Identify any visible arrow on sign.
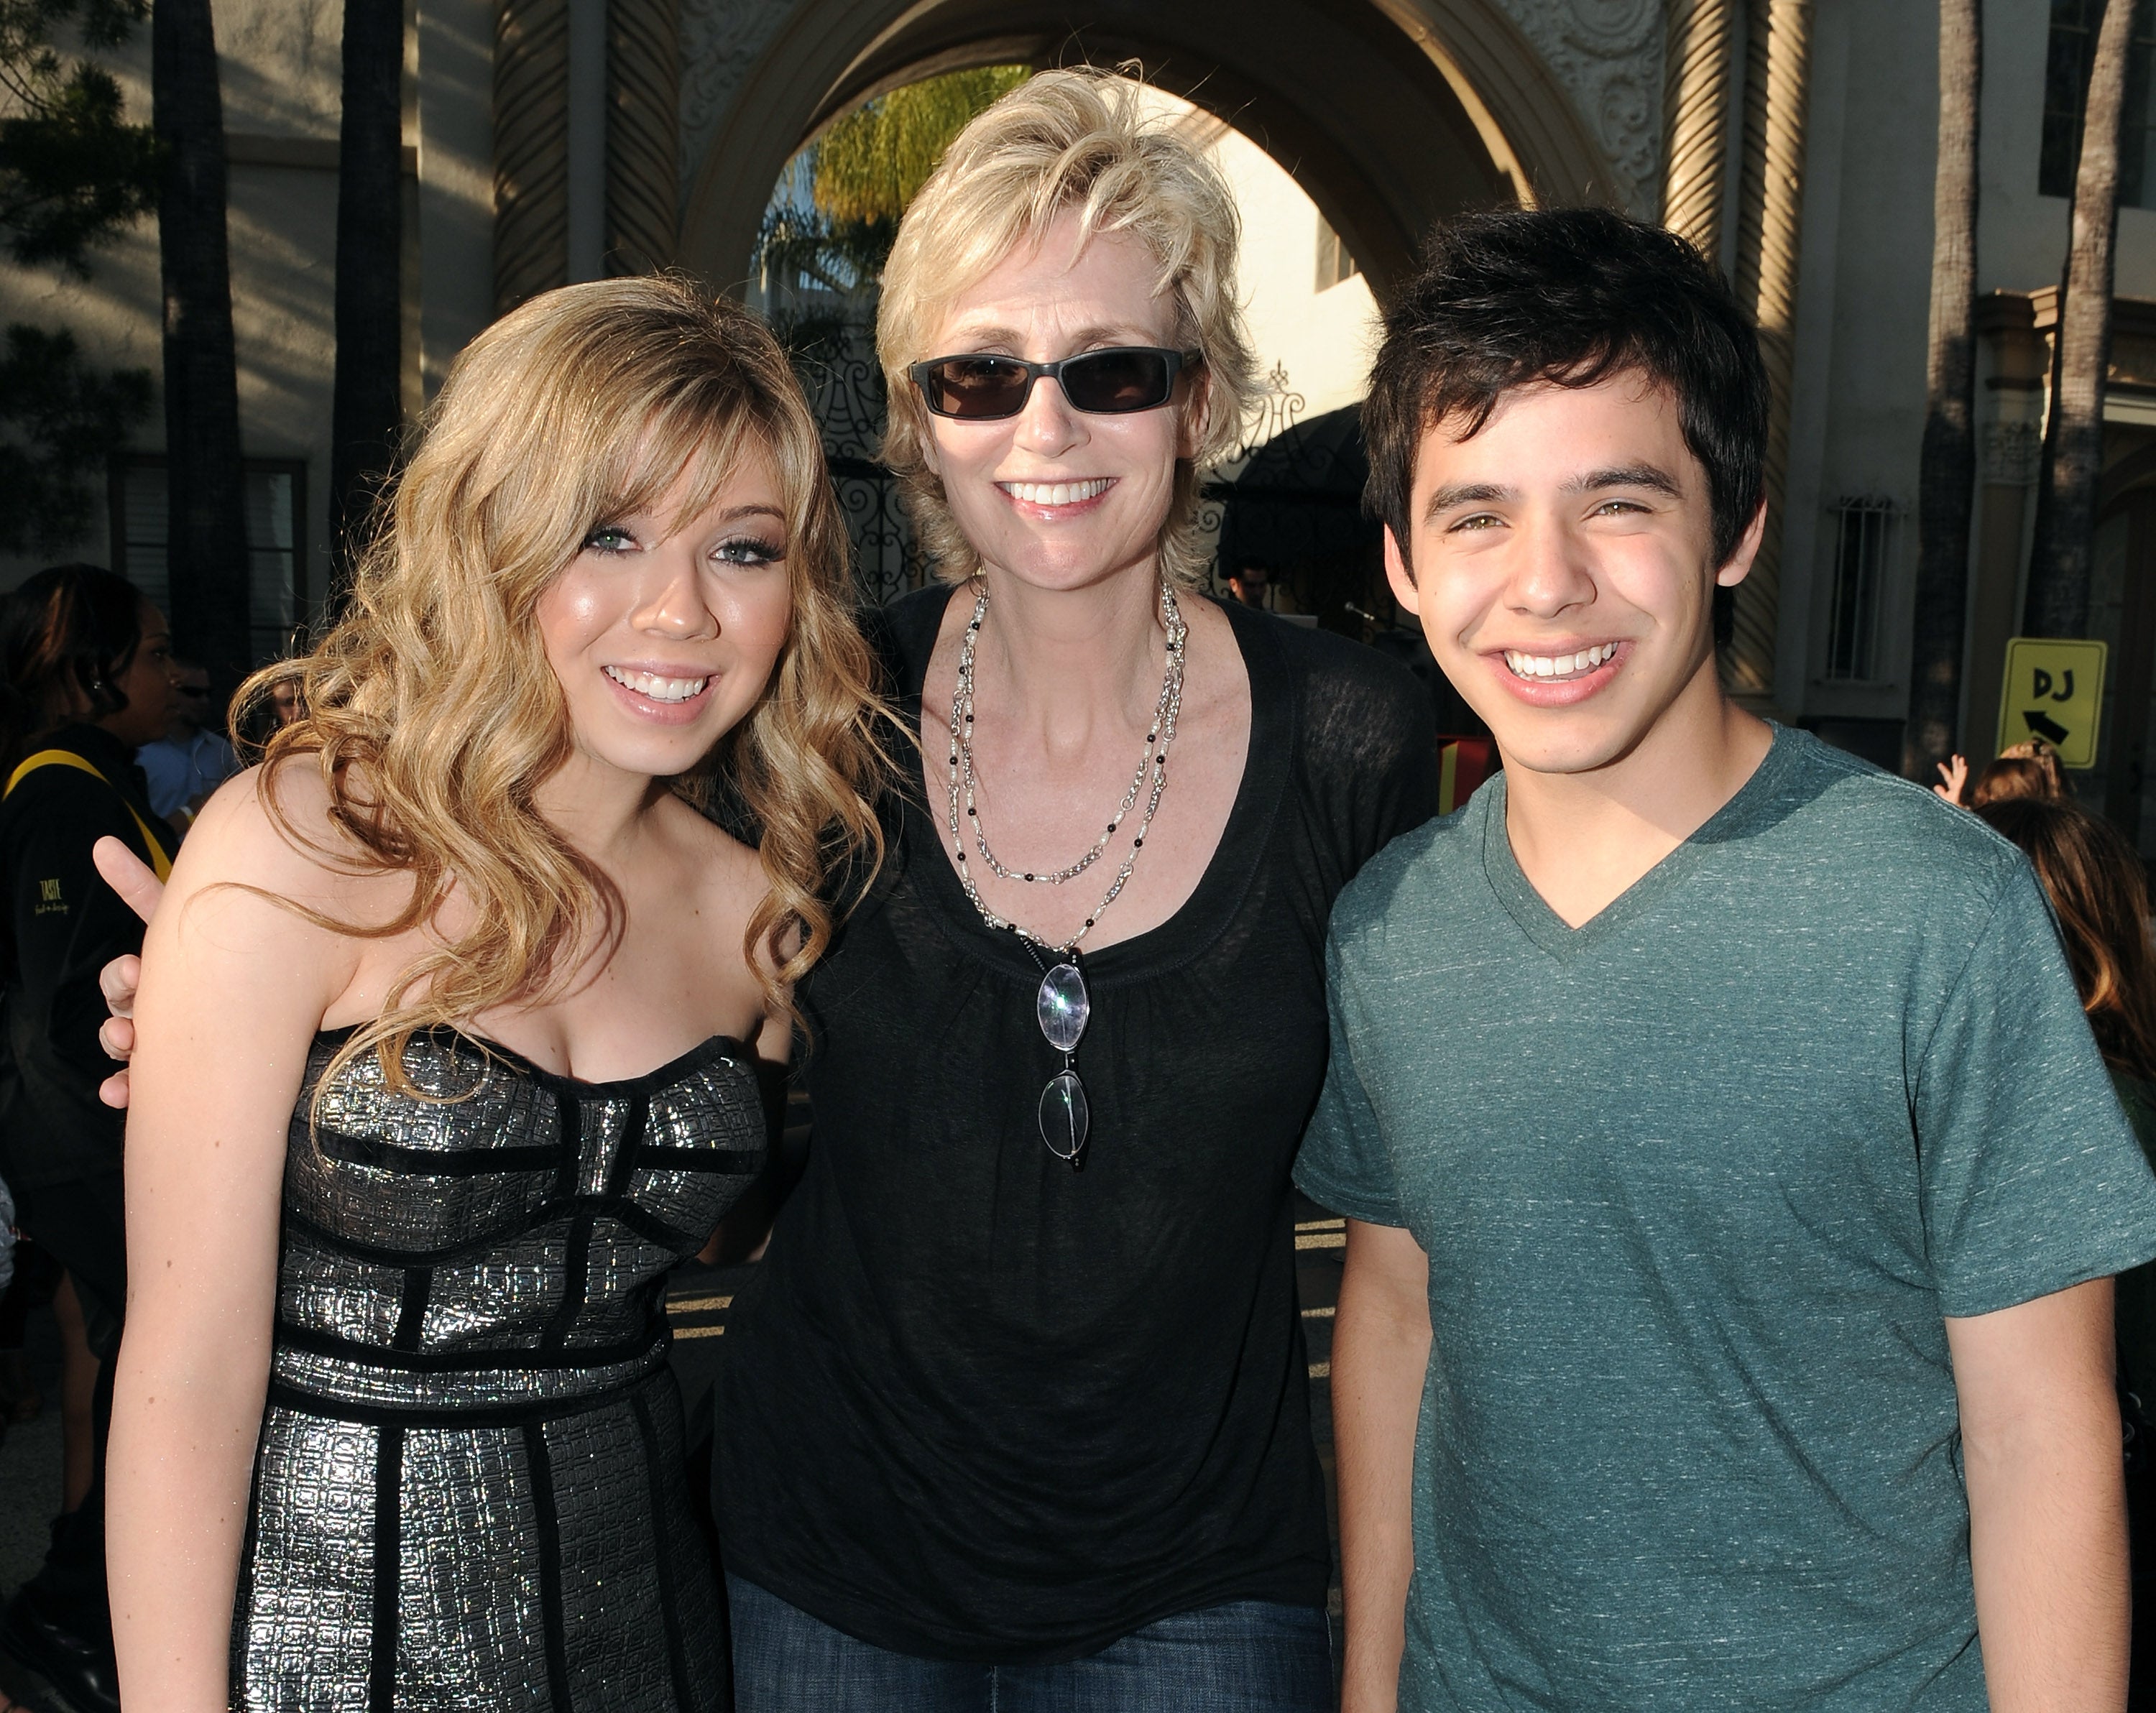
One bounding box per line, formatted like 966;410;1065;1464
2024;709;2071;744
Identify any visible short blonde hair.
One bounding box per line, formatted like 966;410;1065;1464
242;277;888;1094
877;69;1257;588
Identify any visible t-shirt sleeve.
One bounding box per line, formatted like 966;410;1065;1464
1294;930;1409;1225
1916;858;2156;1318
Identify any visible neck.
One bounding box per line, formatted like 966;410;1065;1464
971;560;1169;755
1502;655;1772;927
530;750;668;866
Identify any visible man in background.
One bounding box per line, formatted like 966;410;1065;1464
134;660;234;829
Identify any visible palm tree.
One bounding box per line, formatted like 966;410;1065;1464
329;0;402;593
153;0;249;684
1904;0;1981;778
2025;0;2136;638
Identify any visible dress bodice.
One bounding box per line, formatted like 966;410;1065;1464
272;1026;765;1414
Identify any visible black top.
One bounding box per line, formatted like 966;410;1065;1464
714;586;1441;1662
0;723;174;1188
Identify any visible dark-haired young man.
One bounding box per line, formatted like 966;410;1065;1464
1296;206;2156;1710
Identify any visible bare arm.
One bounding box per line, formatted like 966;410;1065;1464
1334;1217;1433;1713
1948;1277;2128;1712
107;782;354;1713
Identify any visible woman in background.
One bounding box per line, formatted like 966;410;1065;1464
0;563;178;1713
105;277;885;1713
1975;794;2156;1707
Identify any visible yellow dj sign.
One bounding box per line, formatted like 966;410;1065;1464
1996;637;2108;769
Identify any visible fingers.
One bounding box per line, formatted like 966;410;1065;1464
97;1068;132;1111
93;835;165;926
100;953;142;1020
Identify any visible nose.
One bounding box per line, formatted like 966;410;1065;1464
630;544;719;640
1504;509;1597;621
1014;374;1087;459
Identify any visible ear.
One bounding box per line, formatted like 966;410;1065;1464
1383;526;1422;615
917;402;944;481
1715;498;1769;588
1176;364;1212;461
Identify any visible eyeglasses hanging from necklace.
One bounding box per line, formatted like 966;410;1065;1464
943;577;1187;1168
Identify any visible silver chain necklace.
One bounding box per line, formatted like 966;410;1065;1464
944;578;1186;956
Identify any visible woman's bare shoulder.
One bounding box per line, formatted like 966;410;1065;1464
175;757;407;920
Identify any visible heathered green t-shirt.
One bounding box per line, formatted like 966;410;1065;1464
1296;725;2156;1710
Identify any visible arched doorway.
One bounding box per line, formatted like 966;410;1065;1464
676;0;1629;303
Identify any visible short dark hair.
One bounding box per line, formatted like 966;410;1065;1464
1363;208;1769;578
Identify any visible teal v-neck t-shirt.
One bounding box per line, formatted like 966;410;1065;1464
1296;725;2156;1710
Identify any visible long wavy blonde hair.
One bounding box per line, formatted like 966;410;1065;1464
876;68;1258;589
239;275;888;1094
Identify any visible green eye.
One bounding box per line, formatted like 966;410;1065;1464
582;525;635;555
715;536;785;566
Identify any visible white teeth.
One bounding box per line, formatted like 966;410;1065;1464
1002;477;1112;507
1503;644;1616;680
604;665;709;703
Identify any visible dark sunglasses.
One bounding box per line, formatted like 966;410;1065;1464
908;346;1201;420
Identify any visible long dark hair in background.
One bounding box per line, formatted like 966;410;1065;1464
0;564;149;780
1977;796;2156;1085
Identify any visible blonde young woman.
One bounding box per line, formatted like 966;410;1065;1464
713;73;1439;1709
101;278;884;1713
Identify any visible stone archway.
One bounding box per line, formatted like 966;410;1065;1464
673;0;1649;303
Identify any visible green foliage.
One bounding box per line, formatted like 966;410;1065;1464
0;320;150;553
811;65;1029;229
0;0;158;274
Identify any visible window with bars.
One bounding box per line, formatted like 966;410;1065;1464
1315;214;1359;292
109;456;306;665
1823;496;1899;684
2041;0;2156;206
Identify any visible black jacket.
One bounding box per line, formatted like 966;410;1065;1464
0;724;175;1188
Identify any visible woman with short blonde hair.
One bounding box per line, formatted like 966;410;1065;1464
104;275;885;1712
717;68;1438;1709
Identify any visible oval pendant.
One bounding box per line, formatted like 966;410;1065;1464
1039;1069;1089;1160
1036;962;1089;1052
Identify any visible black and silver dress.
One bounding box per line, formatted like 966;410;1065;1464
231;1025;763;1713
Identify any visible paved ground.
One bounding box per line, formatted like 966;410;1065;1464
0;1196;1348;1694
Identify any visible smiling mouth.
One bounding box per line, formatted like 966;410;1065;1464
603;665;711;704
998;477;1114;507
1503;644;1618;683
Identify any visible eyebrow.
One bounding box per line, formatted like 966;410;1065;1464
1422;463;1685;520
931;323;1157;354
1424;482;1513;519
1567;463;1684;499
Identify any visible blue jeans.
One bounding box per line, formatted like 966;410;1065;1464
727;1574;1333;1713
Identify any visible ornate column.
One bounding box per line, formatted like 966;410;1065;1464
1659;0;1733;259
607;0;680;273
1728;0;1814;703
493;0;569;313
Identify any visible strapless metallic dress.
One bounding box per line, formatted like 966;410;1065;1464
231;1026;764;1713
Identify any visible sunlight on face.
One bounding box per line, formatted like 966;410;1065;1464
536;450;794;785
922;210;1203;594
1386;374;1751;777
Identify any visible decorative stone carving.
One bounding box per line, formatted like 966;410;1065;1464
680;0;803;195
1485;0;1664;212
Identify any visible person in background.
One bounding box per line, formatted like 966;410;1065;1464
0;564;178;1713
1932;737;2068;806
135;658;236;828
1226;554;1271;606
1974;793;2156;1705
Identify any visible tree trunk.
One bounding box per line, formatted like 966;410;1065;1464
1903;0;1981;778
330;0;405;590
2025;0;2134;638
153;0;249;684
